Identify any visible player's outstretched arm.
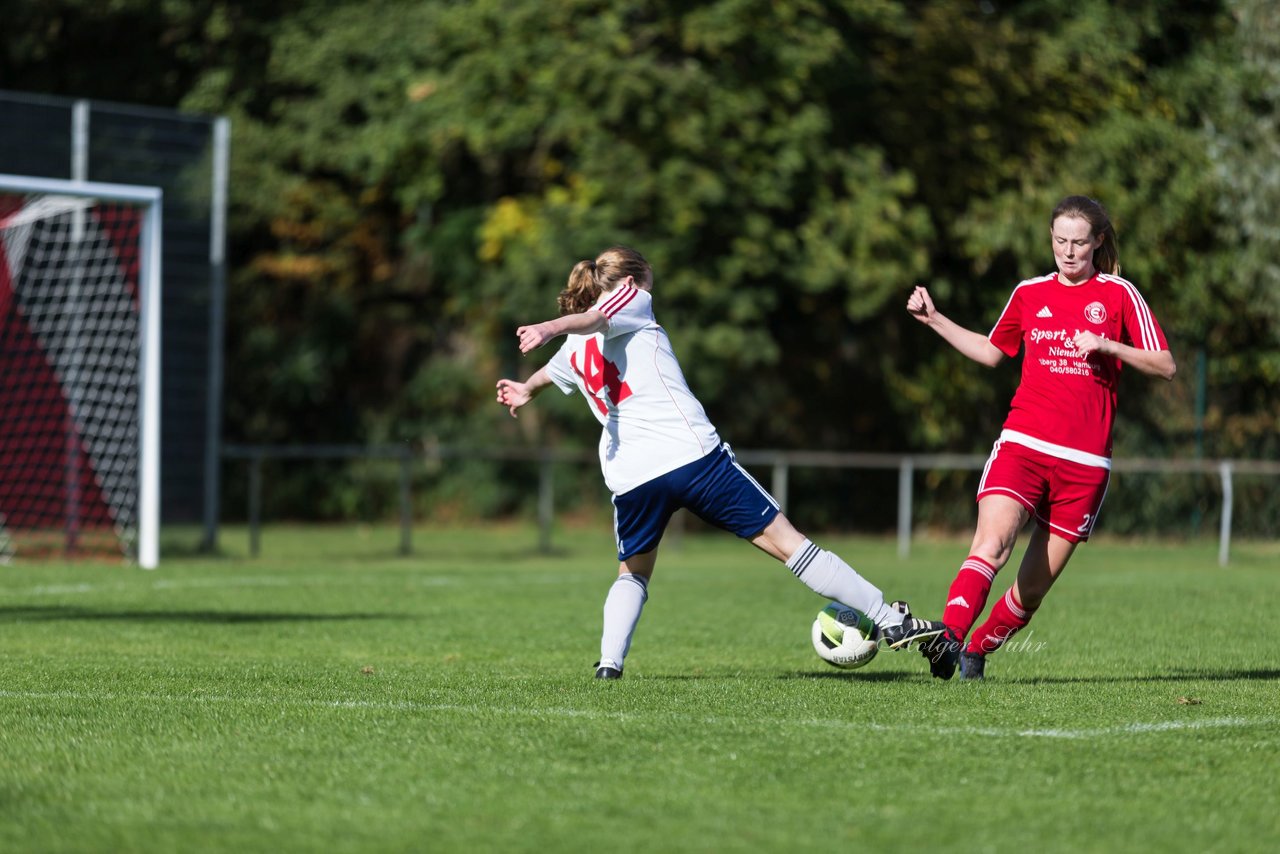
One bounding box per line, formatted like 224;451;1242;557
517;310;608;354
1071;332;1177;381
496;367;552;418
907;285;1005;368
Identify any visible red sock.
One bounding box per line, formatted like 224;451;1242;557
966;588;1034;655
941;555;998;639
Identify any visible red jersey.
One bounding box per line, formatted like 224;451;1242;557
988;272;1168;461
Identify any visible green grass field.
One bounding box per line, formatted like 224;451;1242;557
2;524;1278;853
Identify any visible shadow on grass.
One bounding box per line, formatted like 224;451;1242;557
583;670;919;682
779;670;920;682
1007;668;1280;685
774;667;1280;685
0;605;412;624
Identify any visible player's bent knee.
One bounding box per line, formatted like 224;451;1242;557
970;540;1015;570
753;514;805;562
621;551;658;579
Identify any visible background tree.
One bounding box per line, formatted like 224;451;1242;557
1206;0;1280;459
3;0;1272;531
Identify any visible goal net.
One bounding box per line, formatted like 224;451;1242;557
0;174;161;568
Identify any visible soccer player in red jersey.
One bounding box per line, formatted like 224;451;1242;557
906;196;1176;680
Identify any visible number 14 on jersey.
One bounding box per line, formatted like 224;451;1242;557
570;337;632;414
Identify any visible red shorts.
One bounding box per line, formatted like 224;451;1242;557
977;438;1110;543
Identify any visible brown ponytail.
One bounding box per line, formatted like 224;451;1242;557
558;260;601;315
1051;195;1120;275
556;246;652;315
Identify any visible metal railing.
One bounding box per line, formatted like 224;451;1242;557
220;444;1279;566
222;443;595;558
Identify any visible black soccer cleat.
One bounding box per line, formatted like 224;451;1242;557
919;628;964;680
878;606;947;651
959;651;986;681
593;661;623;680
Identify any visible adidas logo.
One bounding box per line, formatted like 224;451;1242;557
1036;306;1053;318
947;596;971;609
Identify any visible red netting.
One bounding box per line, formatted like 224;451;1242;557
0;194;143;563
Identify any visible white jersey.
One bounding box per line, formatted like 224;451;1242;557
544;285;721;494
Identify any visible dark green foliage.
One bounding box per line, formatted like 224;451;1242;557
4;1;1275;531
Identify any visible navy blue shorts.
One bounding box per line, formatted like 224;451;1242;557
611;443;780;560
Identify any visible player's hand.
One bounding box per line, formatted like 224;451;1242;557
516;323;553;354
906;286;936;324
1071;330;1109;358
495;378;532;418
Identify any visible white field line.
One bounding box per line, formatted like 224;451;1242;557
861;718;1279;740
0;689;1273;740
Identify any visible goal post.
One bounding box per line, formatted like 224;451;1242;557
0;173;161;569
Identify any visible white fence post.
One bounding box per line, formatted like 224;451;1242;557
771;457;789;515
897;457;914;558
1218;461;1234;567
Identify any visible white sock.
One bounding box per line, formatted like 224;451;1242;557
599;573;649;670
785;539;901;629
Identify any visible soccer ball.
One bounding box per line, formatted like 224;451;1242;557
811;601;879;669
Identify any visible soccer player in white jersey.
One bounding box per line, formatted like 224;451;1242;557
906;196;1176;680
496;245;944;679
